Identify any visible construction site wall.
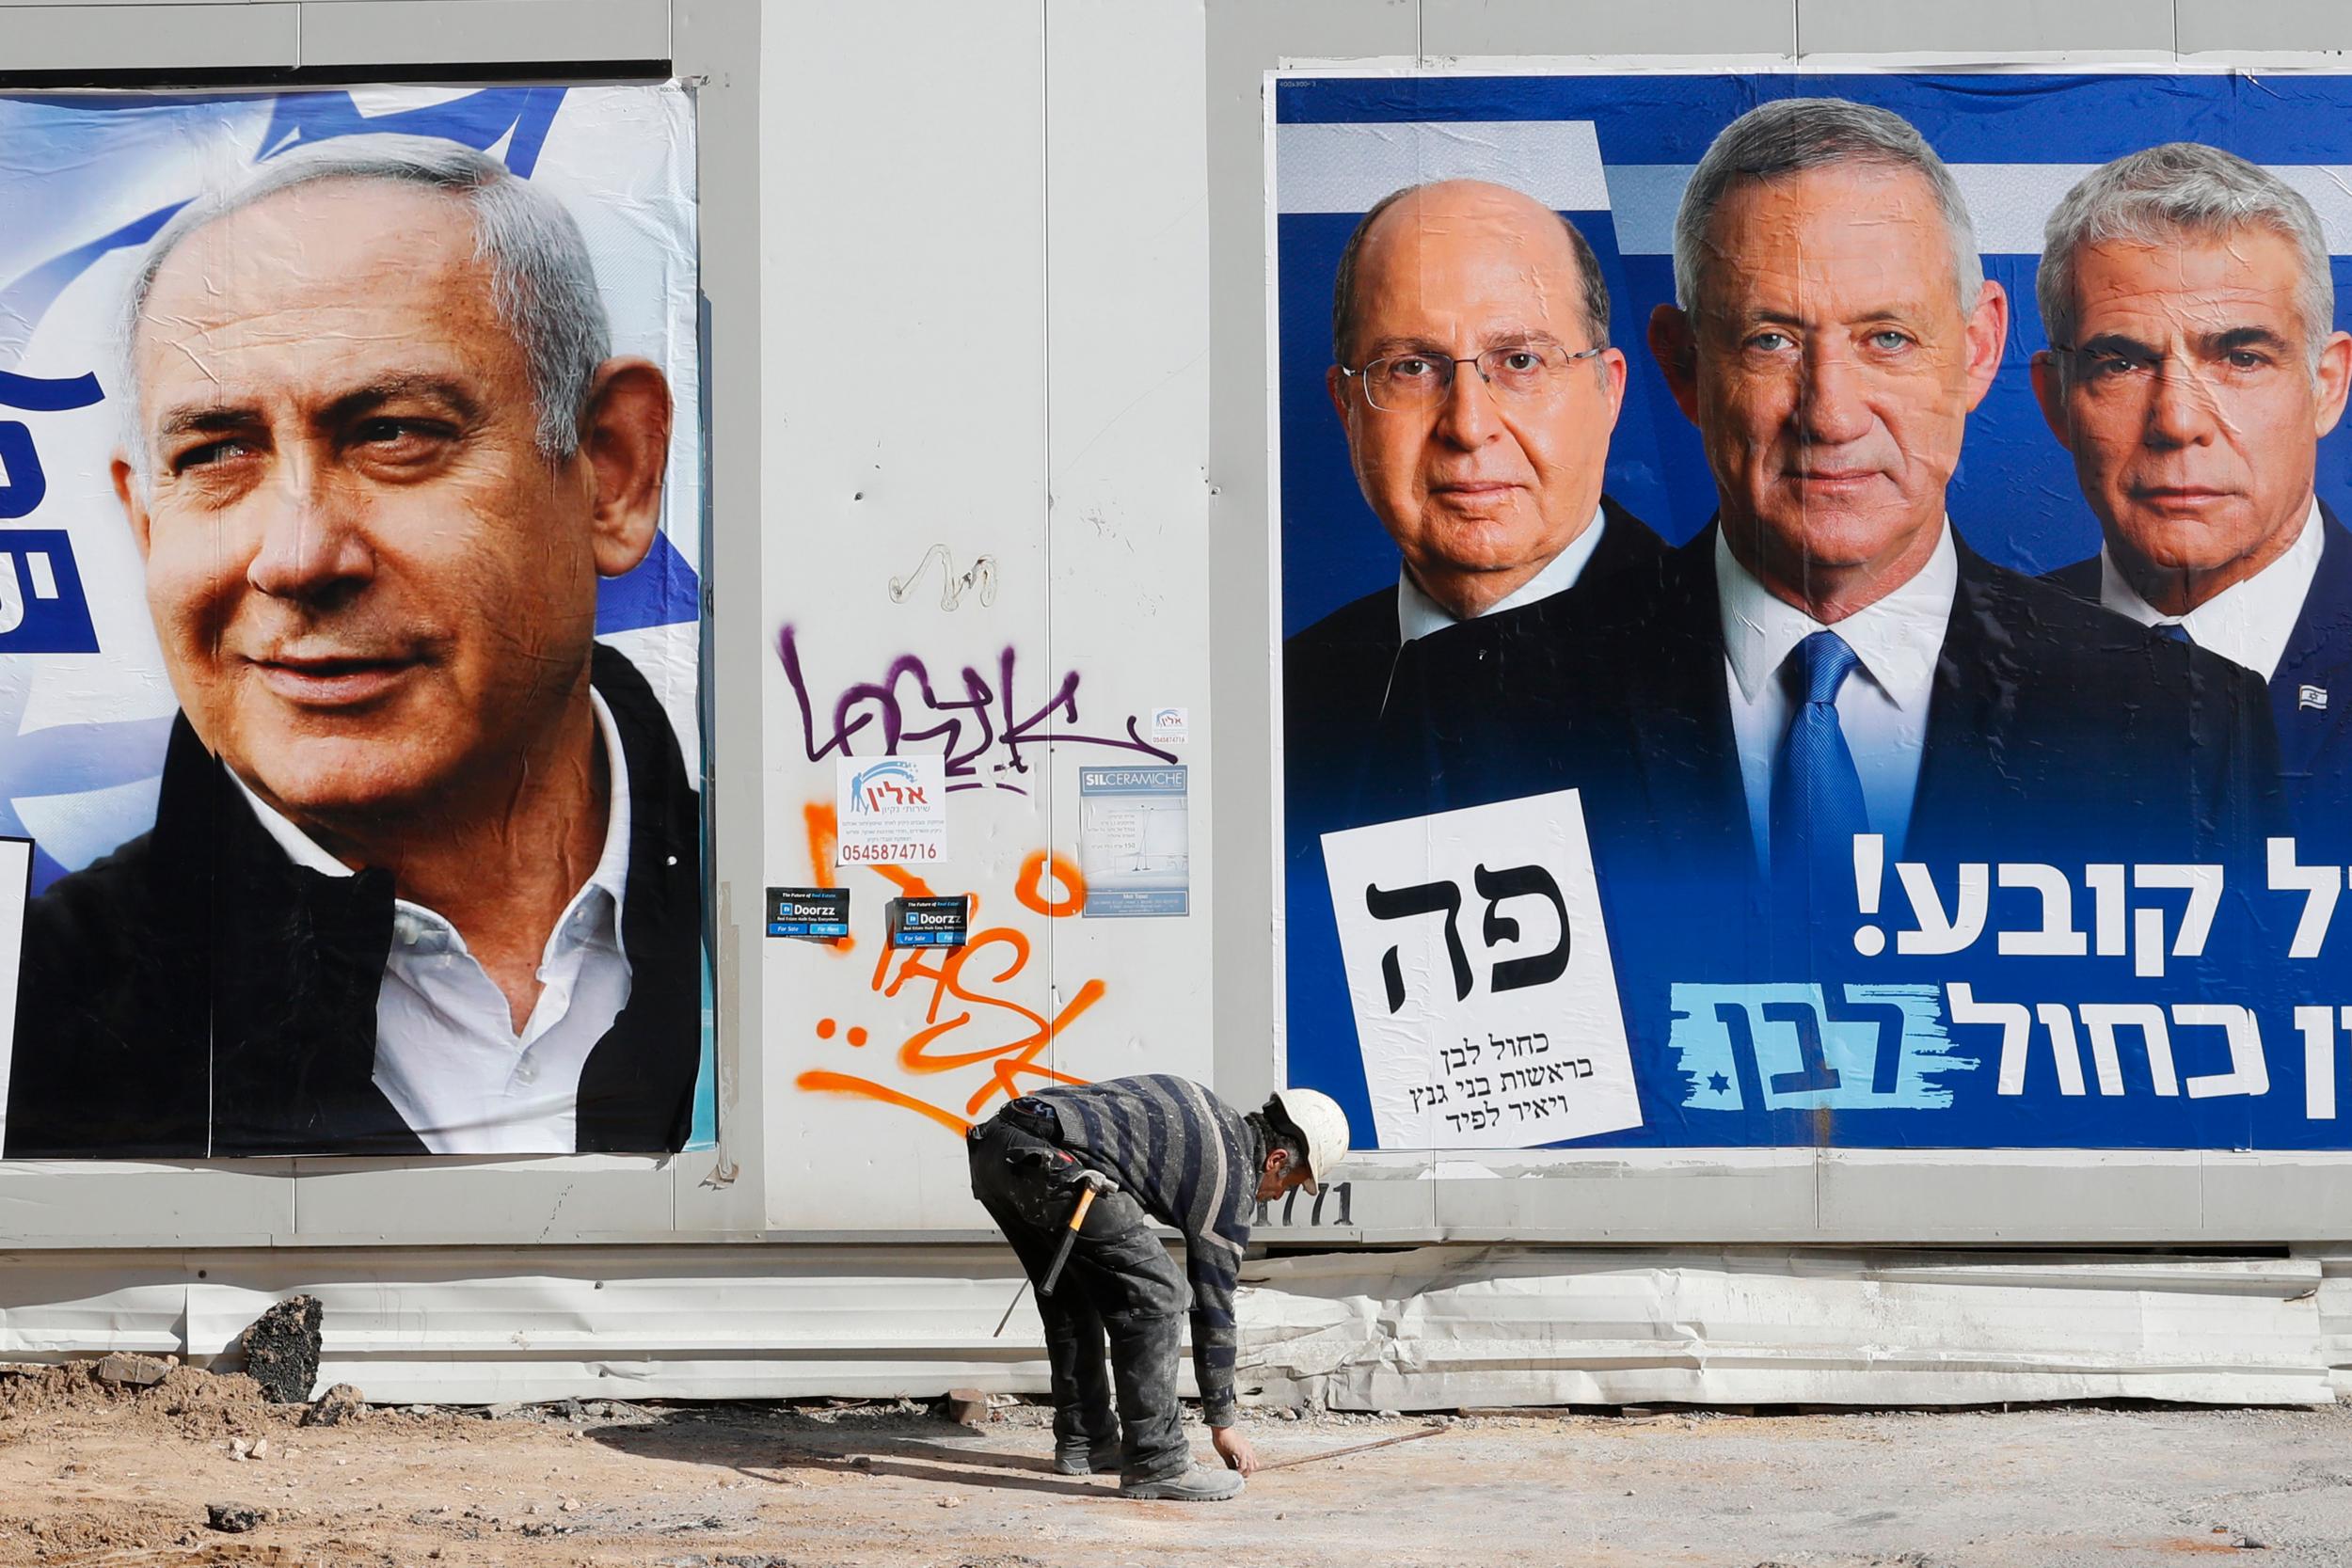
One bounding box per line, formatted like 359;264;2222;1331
2;0;2351;1408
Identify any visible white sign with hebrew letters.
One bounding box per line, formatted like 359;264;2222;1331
1322;791;1640;1149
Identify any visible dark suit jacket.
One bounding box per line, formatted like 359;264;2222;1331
1281;495;1669;838
5;643;705;1159
1279;499;1670;1121
2044;501;2352;841
1613;524;2286;884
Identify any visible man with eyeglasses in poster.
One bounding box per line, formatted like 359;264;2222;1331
1281;179;1667;834
2034;143;2352;847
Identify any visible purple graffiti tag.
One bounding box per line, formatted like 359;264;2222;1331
778;626;1176;790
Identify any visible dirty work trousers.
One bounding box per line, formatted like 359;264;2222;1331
966;1102;1191;1484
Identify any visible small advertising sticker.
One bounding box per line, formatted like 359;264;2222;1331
1321;790;1641;1149
767;886;850;939
888;895;972;949
1149;706;1189;746
1079;766;1189;917
835;755;947;867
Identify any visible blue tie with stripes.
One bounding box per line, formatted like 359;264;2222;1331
1769;629;1869;891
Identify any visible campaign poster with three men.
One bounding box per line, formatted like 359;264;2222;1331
0;85;709;1159
1278;72;2352;1153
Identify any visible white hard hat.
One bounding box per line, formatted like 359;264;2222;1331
1269;1087;1350;1195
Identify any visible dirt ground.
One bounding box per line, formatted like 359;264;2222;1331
4;1363;2351;1568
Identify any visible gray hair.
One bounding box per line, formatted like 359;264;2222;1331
1330;182;1612;367
2038;142;2335;376
1672;97;1984;318
120;134;610;483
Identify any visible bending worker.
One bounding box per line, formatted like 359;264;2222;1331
968;1075;1350;1500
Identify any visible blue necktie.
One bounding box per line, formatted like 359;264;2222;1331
2159;620;2193;644
1769;630;1869;891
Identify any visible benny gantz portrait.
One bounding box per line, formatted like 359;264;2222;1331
1281;179;1667;834
1633;99;2280;904
5;137;704;1159
2031;143;2352;841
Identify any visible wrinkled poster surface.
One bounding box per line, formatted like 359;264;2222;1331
0;85;707;1158
1278;72;2352;1150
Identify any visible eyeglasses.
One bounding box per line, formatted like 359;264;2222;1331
1339;342;1603;413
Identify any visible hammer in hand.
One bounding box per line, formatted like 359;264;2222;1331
1039;1169;1118;1297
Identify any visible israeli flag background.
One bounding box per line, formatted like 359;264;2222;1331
0;85;703;895
1273;71;2352;633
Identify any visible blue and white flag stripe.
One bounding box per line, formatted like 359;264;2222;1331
1279;119;2352;257
1275;119;1609;214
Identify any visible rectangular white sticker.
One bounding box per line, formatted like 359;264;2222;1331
1322;790;1641;1149
1079;766;1189;917
834;754;948;866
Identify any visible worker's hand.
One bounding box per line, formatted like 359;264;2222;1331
1211;1425;1258;1476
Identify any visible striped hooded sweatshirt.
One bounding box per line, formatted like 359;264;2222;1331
1029;1074;1263;1427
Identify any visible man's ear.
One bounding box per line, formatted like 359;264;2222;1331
1596;346;1630;430
111;453;151;561
1960;278;2011;413
2312;329;2352;437
2027;350;2074;451
1647;304;1702;422
579;357;673;578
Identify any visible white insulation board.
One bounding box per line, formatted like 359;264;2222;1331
1244;1247;2334;1409
0;1244;2337;1408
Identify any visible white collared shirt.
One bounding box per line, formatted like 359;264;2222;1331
1395;504;1609;644
1717;521;1959;872
230;691;635;1154
2095;498;2321;681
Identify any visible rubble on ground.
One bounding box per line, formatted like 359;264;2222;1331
239;1295;324;1404
91;1353;174;1388
203;1500;269;1533
302;1383;367;1427
0;1359;282;1441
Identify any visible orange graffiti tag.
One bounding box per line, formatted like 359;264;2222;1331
793;803;1104;1135
1016;850;1085;917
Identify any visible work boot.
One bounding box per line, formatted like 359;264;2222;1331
1051;1433;1124;1476
1118;1465;1244;1501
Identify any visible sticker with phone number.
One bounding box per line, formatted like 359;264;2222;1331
840;841;941;863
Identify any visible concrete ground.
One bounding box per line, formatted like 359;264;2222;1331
5;1368;2352;1566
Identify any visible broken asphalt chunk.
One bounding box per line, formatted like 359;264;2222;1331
240;1297;323;1404
205;1501;271;1534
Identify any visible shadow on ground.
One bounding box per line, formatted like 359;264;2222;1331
585;1403;1114;1501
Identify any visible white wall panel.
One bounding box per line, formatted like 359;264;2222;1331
1;1244;2332;1409
296;0;668;63
757;1;1054;1230
2176;0;2352;55
1422;0;1794;58
1794;0;2173;56
0;3;297;69
0;0;2347;1270
1038;0;1217;1094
